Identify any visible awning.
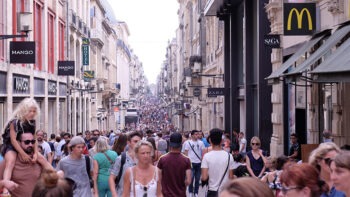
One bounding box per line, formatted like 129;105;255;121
204;0;243;16
284;24;350;77
204;0;224;16
311;37;350;82
265;31;329;84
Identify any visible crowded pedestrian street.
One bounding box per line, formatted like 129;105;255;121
2;0;350;196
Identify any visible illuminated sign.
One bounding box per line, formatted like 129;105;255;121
284;3;316;35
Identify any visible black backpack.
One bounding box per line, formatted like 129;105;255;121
115;152;126;187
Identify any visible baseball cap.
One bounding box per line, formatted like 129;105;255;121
169;132;182;148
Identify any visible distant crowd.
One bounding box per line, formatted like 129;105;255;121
0;97;350;197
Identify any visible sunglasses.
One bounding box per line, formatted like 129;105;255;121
252;143;260;146
22;139;36;145
323;158;333;166
143;186;148;197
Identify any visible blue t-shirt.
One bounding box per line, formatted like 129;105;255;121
201;137;210;148
321;186;346;197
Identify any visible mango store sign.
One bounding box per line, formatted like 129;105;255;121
10;41;36;64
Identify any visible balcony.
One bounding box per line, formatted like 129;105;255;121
90;29;104;46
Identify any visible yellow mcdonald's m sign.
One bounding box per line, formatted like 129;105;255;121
284;3;316;35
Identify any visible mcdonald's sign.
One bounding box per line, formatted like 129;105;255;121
284;3;316;35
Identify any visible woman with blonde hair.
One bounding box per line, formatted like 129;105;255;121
330;150;350;196
93;137;118;197
219;177;274;197
122;140;163;197
246;136;266;178
1;98;40;196
308;142;345;197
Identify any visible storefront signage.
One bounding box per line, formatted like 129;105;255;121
284;3;316;35
264;35;280;48
13;76;29;92
82;38;89;66
10;42;36;63
193;87;201;97
207;88;226;97
48;81;57;95
83;71;94;82
58;61;75;76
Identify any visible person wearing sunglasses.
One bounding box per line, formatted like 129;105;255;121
0;131;53;197
246;136;267;179
122;140;163;197
308;142;345;197
279;163;329;197
330;150;350;197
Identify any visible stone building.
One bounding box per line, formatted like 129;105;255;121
265;0;350;156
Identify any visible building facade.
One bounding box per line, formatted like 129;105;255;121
266;0;350;156
0;0;143;136
0;0;68;134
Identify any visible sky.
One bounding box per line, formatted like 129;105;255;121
106;0;179;84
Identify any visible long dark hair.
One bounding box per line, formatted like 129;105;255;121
112;134;127;155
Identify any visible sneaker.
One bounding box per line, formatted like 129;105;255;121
189;193;193;197
194;194;198;197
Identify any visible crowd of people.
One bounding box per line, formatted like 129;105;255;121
0;97;350;197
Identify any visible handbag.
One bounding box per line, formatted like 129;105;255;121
206;152;230;197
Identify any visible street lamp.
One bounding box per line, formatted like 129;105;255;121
0;12;32;40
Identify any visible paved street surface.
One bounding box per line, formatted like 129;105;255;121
186;186;206;197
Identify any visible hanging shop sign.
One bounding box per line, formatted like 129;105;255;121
264;35;280;48
83;70;95;82
58;61;75;76
82;38;89;66
284;3;316;35
10;41;35;63
207;88;226;97
193;87;201;97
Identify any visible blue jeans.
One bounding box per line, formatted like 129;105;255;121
189;162;201;194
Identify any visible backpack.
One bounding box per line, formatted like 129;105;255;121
84;155;94;188
115;152;126;187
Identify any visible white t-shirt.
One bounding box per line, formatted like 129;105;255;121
201;150;234;192
183;140;205;163
239;138;247;153
38;141;52;160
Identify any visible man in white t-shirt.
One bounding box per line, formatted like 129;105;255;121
183;130;205;197
36;130;53;164
201;128;234;197
239;132;247;154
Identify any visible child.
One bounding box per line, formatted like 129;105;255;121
0;98;40;195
